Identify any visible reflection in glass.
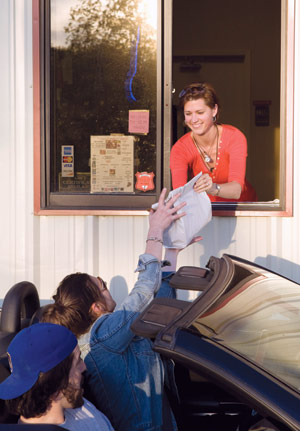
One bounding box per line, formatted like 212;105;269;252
50;0;158;194
191;268;300;391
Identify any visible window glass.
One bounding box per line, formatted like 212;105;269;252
48;0;159;205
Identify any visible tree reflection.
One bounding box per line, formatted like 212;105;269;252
51;0;157;192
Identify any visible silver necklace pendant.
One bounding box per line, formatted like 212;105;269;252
204;154;212;163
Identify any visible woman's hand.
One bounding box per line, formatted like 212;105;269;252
194;176;242;199
193;173;214;194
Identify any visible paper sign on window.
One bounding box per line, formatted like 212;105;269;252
90;136;134;193
128;110;149;134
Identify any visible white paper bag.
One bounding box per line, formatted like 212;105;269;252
152;173;212;248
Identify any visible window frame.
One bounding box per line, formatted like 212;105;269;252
33;0;294;216
33;0;162;215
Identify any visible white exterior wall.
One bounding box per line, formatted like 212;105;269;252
0;0;300;303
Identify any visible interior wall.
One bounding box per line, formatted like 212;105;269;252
172;0;281;201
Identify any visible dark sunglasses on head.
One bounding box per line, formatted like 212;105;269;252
179;84;205;99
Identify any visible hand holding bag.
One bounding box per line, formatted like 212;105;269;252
152;172;212;248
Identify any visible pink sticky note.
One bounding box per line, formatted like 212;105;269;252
128;110;149;134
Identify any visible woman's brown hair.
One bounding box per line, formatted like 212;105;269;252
179;82;220;121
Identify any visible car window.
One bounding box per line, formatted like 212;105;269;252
190;266;300;392
173;362;289;431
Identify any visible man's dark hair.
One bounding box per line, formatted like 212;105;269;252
6;354;73;418
41;273;103;337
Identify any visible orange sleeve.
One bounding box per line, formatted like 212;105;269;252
170;140;189;189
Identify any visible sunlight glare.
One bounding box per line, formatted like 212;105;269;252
138;0;157;31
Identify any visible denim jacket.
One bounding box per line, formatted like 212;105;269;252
79;254;177;431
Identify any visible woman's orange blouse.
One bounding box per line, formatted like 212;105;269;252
170;124;257;202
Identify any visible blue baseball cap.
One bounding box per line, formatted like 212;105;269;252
0;323;77;400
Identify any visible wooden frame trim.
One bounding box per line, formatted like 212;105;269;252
33;0;294;217
33;0;41;215
283;0;295;216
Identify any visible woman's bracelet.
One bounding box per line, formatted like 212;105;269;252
146;237;163;244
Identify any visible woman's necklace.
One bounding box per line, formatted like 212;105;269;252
191;126;219;171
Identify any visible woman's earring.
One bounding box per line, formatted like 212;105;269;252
212;115;216;123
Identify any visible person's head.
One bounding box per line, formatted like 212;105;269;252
41;273;116;338
0;323;86;418
179;82;220;113
178;82;220;136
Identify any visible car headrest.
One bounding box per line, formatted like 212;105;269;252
169;266;213;291
131;297;190;339
0;282;40;333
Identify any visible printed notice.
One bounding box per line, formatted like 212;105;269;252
90;136;134;193
128;110;149;134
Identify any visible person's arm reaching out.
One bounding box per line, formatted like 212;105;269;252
97;188;186;350
145;188;186;260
